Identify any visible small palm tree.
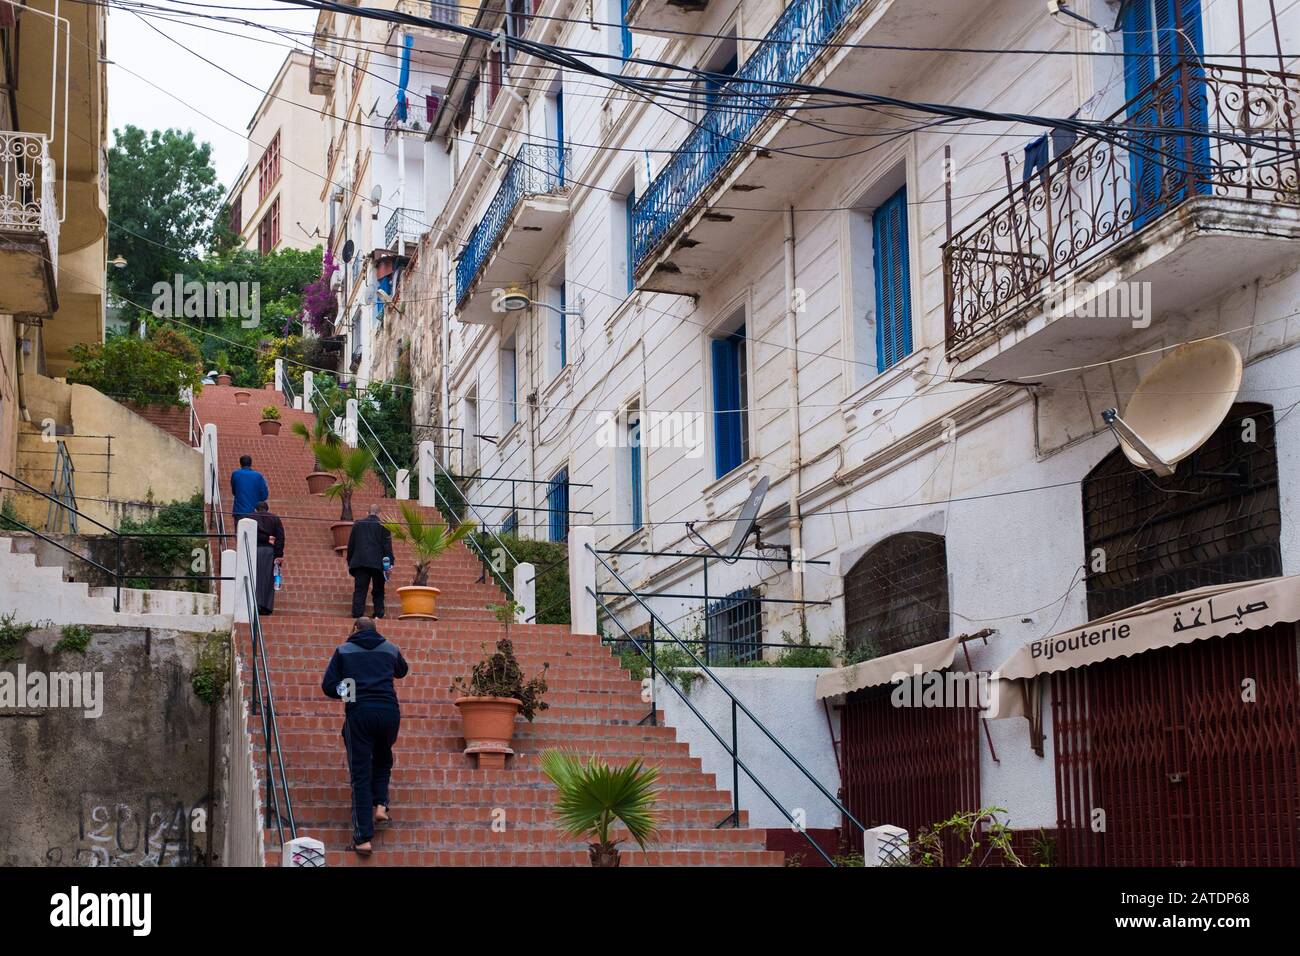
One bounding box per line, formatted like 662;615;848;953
313;441;372;521
292;416;340;469
384;502;476;586
540;750;661;867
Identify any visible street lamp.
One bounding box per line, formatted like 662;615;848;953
497;285;583;321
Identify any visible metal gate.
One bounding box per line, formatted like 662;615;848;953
841;683;981;860
1052;623;1300;865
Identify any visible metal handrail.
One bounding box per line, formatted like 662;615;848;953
587;543;866;863
239;533;298;847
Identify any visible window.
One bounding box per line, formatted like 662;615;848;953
624;189;636;295
546;270;567;381
257;197;280;254
501;510;518;536
228;196;242;236
611;0;632;63
844;533;948;660
487;49;503;110
257;132;281;201
710;324;749;479
464;388;480;474
547;467;569;542
500;334;517;429
871;185;912;372
705;588;761;664
506;0;529;68
628;408;643;531
610;179;635;296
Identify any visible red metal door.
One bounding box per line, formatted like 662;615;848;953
1052;623;1300;865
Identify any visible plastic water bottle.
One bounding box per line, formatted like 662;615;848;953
382;556;392;582
274;561;282;591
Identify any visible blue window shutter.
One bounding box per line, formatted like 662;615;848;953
1123;0;1159;222
548;469;569;542
624;189;636;294
712;336;742;478
558;282;567;367
619;0;632;59
555;87;565;185
872;187;912;373
629;416;642;530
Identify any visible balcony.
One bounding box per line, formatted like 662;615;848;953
385;206;425;249
944;63;1300;382
626;0;710;32
0;131;59;316
384;103;429;148
631;0;985;296
309;37;338;95
455;143;571;325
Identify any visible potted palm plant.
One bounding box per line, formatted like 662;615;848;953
540;750;660;867
383;503;476;619
259;405;282;436
449;632;548;770
313;440;373;552
215;350;233;387
292;417;341;494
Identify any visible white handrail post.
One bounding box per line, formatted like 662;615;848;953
274;358;284;394
568;526;597;636
202;423;218;506
234;518;258;624
219;549;237;617
302;370;314;411
418;440;437;507
395;468;410;500
514;562;535;624
345;398;359;448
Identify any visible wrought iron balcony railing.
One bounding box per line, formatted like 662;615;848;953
385;206;425;248
944;62;1300;351
455;143;571;306
631;0;866;270
0;130;59;275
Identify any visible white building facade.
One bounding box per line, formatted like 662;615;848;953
408;0;1300;864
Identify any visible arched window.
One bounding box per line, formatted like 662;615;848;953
1082;401;1281;618
844;532;949;659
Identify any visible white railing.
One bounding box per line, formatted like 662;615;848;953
0;131;59;275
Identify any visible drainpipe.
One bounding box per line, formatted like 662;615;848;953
783;206;806;634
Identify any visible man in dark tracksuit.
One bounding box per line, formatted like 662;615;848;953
347;504;394;619
322;616;408;855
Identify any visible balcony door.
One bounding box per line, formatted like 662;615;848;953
1122;0;1209;229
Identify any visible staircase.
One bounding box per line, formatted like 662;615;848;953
194;383;781;866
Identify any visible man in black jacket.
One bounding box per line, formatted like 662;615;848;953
346;503;394;618
322;616;409;855
252;501;286;615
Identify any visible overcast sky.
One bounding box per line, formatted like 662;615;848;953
106;1;320;190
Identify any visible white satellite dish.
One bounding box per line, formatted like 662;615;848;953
1101;339;1243;477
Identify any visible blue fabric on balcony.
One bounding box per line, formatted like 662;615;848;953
396;33;414;121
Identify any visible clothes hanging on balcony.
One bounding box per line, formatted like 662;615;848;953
1022;134;1049;186
1050;126;1078;158
396;34;414;121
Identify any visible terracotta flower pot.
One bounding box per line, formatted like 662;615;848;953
330;521;352;553
233;390;251;405
216;374;232;386
455;696;522;770
306;472;335;495
259;419;281;436
396;585;440;620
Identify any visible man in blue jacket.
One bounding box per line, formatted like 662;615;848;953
322;616;409;856
230;455;269;522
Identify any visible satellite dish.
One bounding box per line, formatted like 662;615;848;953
724;476;770;558
370;184;382;204
1101;339;1243;477
342;239;355;264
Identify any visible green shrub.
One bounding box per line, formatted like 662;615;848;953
0;496;23;531
67;334;204;407
192;631;231;704
117;492;206;591
56;624;93;654
469;533;570;625
0;613;39;662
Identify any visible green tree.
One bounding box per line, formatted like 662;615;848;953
107;126;226;306
67;334;203;407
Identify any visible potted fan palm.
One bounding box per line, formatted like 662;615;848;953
449;632;548;770
215;350;233;386
540;750;661;867
292;416;341;495
313;440;373;552
259;405;282;436
383;503;476;619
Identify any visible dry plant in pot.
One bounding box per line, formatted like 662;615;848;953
450;613;548;769
383;503;476;619
258;405;281;436
540;750;660;867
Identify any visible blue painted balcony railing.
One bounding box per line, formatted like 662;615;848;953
455;142;571;307
631;0;865;269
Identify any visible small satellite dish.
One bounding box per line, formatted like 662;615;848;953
342;239;355;264
724;476;770;558
1101;339;1243;477
370;184;382;204
329;271;343;291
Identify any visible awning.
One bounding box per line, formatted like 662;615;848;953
986;575;1300;719
815;634;964;700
